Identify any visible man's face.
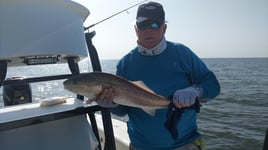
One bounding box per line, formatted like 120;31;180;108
135;20;166;48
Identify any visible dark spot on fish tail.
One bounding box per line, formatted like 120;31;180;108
167;95;173;101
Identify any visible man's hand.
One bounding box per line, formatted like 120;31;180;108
173;86;201;108
86;88;118;108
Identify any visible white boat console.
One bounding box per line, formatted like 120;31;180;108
0;0;117;150
0;0;89;66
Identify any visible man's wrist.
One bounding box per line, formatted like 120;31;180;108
192;85;203;98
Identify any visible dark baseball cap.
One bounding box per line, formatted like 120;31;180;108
136;1;165;24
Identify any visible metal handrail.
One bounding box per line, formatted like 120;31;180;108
85;31;116;150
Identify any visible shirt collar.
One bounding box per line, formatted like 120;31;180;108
137;37;167;56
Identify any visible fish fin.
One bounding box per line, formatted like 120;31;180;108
142;108;156;116
132;81;155;94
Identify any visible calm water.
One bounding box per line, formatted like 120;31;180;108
0;58;267;150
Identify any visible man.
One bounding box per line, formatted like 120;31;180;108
89;1;220;150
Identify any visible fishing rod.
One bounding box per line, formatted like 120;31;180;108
84;0;149;30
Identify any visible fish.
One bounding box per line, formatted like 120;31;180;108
63;72;171;116
63;72;201;139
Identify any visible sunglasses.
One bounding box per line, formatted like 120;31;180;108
136;20;162;30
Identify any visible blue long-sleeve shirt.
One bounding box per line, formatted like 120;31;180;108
111;41;220;149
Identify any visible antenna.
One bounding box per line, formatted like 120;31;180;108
84;0;149;30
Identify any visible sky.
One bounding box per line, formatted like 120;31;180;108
73;0;268;59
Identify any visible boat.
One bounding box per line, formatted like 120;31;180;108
2;1;267;150
0;0;128;149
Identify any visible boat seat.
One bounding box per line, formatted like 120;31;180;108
0;115;99;150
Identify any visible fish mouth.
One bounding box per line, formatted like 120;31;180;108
63;79;77;90
63;80;71;87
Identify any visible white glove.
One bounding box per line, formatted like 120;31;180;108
173;86;201;106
